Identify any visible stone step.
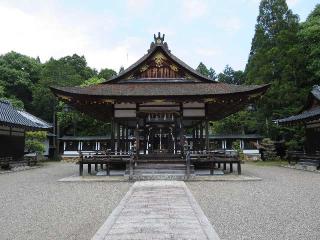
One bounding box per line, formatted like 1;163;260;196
135;163;191;169
298;161;319;167
299;159;320;164
129;174;195;181
136;159;185;163
134;169;189;175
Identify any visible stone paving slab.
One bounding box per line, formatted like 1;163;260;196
92;181;220;240
59;174;261;182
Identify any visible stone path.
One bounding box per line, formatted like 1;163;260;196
92;181;220;240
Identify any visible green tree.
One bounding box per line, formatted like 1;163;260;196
32;56;95;121
244;0;307;139
0;52;42;110
81;76;105;87
196;63;217;80
298;4;320;86
218;65;244;85
98;68;117;80
208;68;217;80
196;62;209;77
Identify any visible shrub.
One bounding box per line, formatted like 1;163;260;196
25;131;46;154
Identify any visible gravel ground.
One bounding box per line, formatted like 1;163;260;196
187;164;320;240
0;162;131;240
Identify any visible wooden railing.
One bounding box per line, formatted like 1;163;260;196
188;150;241;175
78;151;132;176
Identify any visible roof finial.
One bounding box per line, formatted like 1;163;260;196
149;32;169;52
154;32;165;44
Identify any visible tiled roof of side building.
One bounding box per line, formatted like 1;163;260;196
277;107;320;125
0;99;52;130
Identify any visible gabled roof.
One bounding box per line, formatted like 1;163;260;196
104;33;215;84
0;99;52;130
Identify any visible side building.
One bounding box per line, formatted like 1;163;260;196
0;99;52;168
276;85;320;169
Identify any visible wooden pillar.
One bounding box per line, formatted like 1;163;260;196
125;127;129;153
121;124;125;153
180;117;184;153
143;118;147;154
88;164;91;174
117;123;120;153
200;121;203;151
79;162;83;176
192;128;196;152
196;123;200;151
135;118;139;158
205;119;209;151
111;118;115;152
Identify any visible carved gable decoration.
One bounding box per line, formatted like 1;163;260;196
126;51;188;79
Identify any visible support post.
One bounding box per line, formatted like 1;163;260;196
117;123;120;154
121;124;125;153
192;128;195;152
238;162;241;175
111;118;115;152
200;121;203;151
79;162;83;176
125;127;129;153
186;151;190;180
205;119;209;151
88;164;91;174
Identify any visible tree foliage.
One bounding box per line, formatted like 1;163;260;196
25;131;47;154
244;0;310;141
0;52;41;110
218;65;244;85
298;4;320;86
196;62;217;80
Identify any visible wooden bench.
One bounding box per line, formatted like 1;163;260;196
78;152;132;176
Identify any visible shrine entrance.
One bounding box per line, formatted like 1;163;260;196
137;112;181;156
147;126;175;154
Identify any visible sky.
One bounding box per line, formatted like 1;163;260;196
0;0;318;73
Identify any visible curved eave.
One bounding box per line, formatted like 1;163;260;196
50;83;270;101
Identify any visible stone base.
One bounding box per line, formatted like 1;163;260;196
129;173;195;181
282;164;320;173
